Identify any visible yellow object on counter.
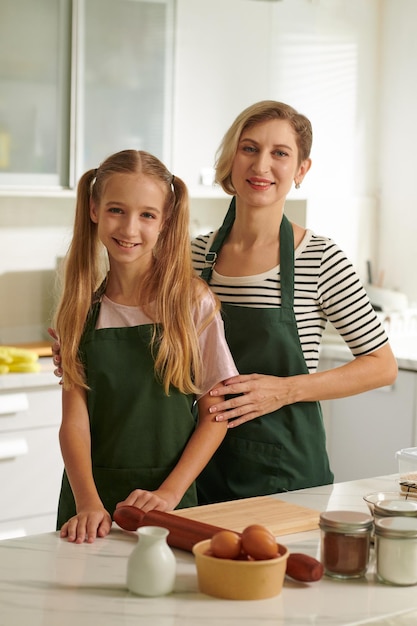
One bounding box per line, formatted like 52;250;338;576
0;346;41;374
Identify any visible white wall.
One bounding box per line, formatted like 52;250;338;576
173;0;380;270
378;0;417;304
172;0;273;191
267;0;380;274
0;194;74;342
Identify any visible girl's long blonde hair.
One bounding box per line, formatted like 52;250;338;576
53;149;218;395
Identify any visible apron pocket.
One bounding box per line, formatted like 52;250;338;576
198;435;283;503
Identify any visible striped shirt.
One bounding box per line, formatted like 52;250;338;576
191;229;388;373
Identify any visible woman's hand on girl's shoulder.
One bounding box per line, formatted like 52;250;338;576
47;327;63;380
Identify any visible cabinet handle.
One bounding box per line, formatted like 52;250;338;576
0;393;29;416
0;437;29;460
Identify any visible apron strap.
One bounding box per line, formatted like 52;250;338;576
200;197;236;283
200;197;295;314
278;213;295;311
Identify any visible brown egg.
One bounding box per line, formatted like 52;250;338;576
210;530;242;559
241;524;279;560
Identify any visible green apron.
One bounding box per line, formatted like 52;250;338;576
197;198;333;504
56;301;197;528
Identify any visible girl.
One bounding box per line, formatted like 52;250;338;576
53;149;238;543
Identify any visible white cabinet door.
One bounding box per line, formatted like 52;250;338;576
0;385;63;538
0;0;174;189
322;364;416;483
76;0;174;180
0;0;70;186
0;425;62;524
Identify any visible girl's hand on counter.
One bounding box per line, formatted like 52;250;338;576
60;508;112;544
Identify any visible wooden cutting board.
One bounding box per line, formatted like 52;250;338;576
14;341;52;357
171;495;319;536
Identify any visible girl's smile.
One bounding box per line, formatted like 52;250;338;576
114;239;139;248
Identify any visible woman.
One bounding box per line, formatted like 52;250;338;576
191;100;397;503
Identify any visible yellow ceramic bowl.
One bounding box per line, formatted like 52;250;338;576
192;539;289;600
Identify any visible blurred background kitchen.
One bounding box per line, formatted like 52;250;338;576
1;0;417;538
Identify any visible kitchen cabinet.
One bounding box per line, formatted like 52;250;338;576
0;374;63;540
0;0;71;187
0;0;174;189
75;0;174;180
319;355;417;483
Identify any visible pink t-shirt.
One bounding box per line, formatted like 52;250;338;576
96;291;238;398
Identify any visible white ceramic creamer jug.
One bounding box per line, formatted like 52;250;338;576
127;525;176;596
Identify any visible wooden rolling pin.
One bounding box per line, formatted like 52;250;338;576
113;505;323;583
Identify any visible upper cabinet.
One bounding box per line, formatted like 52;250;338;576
76;0;174;182
0;0;174;190
0;0;71;187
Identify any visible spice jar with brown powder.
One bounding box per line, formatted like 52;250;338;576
319;510;373;579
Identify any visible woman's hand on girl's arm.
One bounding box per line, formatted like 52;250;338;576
209;343;398;428
209;374;290;427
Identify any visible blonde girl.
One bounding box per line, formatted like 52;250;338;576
53;149;237;543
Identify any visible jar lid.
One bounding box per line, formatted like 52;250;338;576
319;510;373;533
375;516;417;538
374;499;417;517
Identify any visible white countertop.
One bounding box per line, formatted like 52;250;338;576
1;339;416;396
1;333;417;394
0;358;57;390
1;474;417;625
321;337;417;371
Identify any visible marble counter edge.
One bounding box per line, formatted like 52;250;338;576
0;358;58;390
320;341;417;371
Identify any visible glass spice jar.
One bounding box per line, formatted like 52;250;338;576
375;517;417;586
373;499;417;522
319;510;373;579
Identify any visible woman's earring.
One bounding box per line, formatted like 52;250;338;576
295;181;301;189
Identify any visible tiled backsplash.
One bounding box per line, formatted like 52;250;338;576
0;194;74;343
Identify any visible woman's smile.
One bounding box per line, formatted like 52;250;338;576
247;176;275;190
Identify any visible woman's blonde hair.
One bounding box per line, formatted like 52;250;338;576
54;149;218;395
215;100;313;195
